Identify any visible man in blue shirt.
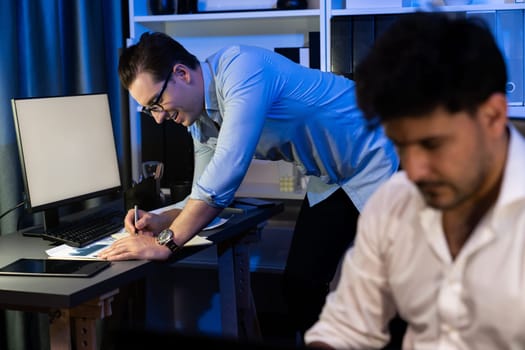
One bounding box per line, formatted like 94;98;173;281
100;32;399;338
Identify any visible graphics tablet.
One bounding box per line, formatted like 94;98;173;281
0;258;111;277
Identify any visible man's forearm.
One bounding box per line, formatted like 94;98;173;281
159;208;183;229
168;198;223;246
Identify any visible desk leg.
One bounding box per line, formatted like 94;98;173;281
49;309;72;350
71;288;119;349
48;289;119;350
217;226;263;340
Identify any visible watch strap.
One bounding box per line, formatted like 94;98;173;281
164;239;179;253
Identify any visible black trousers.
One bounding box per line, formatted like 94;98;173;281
282;188;359;336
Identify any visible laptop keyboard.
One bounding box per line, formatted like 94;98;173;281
42;209;124;247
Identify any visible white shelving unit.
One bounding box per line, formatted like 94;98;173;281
127;0;525;199
129;1;323;64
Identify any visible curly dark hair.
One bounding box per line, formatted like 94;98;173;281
355;11;507;122
118;32;199;88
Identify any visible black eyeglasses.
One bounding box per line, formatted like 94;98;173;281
141;70;172;117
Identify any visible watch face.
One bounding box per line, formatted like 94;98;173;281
157;229;173;245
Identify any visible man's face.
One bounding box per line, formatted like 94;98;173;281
128;64;203;127
383;107;493;210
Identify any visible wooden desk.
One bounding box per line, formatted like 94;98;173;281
0;201;284;349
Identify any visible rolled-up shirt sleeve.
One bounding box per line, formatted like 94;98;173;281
190;47;275;208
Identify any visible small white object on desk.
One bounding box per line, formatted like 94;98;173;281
203;216;231;230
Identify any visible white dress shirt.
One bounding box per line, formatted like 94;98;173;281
305;125;525;350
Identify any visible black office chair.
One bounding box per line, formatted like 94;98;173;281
103;328;315;350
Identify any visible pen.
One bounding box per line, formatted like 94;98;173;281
134;205;139;235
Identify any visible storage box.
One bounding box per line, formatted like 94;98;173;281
346;0;402;8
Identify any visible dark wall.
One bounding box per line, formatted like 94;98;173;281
140;114;194;188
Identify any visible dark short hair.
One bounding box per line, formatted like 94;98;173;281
355;11;507;122
118;32;199;88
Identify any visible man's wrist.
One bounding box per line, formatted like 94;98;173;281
156;229;180;253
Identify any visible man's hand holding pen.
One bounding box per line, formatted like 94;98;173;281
125;206;154;237
98;207;173;261
123;206;173;237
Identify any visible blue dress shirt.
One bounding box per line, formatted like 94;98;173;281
187;45;399;210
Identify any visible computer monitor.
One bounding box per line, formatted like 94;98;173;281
11;93;122;231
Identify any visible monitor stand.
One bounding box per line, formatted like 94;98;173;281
43;208;59;232
21;208;60;237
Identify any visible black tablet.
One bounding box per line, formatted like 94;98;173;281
0;258;111;277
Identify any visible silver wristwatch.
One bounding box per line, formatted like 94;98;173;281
156;229;180;253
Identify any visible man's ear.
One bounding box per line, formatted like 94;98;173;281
478;92;508;136
173;63;190;82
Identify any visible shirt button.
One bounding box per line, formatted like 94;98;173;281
449;330;460;341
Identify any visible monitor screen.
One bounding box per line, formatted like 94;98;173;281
11;93;121;219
